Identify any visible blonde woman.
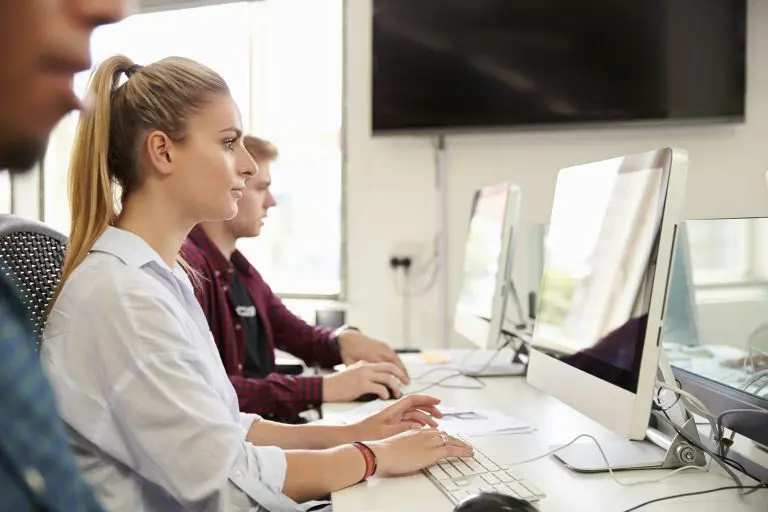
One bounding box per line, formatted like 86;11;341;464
41;55;472;512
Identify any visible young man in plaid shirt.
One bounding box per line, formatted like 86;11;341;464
183;136;410;422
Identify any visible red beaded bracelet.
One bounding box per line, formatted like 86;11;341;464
352;442;378;482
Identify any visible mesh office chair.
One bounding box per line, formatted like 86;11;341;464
0;214;67;350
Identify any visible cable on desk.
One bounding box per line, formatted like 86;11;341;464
501;433;708;488
405;338;512;394
651;391;768;496
621;485;767;512
653;382;719;446
652;384;763;490
406;371;485;395
655;382;768;467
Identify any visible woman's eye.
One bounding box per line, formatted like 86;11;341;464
224;139;235;150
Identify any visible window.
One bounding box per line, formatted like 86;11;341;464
43;0;343;298
236;0;343;298
686;219;751;285
686;218;768;301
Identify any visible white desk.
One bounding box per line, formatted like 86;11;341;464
328;351;768;511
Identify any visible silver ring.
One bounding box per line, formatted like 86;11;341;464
439;432;448;446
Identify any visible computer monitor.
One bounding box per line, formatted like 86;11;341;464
662;222;700;347
454;183;521;349
527;148;688;441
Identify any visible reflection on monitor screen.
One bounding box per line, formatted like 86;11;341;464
534;159;667;393
456;183;509;321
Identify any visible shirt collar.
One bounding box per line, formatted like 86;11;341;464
91;226;172;271
187;225;255;276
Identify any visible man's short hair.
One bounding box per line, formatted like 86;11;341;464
243;135;279;163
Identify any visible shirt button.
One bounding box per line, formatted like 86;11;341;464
238;364;243;371
234;324;242;331
234;470;244;481
214;270;221;277
23;468;46;494
222;285;229;292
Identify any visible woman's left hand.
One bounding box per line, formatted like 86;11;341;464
353;394;443;441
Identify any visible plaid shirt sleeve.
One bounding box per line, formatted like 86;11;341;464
0;274;106;512
230;373;325;419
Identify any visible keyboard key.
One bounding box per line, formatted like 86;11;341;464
445;467;462;478
506;481;534;500
493;470;512;482
493;484;521;498
441;480;459;492
481;473;501;485
467;460;485;472
428;467;450;480
477;458;501;472
454;460;472;470
504;469;522;481
451;491;468;502
520;481;545;498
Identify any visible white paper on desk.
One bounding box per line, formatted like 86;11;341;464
316;402;533;438
316;400;388;426
436;406;533;437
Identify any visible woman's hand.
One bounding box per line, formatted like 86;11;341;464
353;394;443;441
368;428;474;477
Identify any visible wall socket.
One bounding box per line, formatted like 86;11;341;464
390;241;431;272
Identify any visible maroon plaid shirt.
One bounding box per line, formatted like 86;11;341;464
182;226;342;419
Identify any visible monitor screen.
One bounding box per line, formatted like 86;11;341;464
456;183;509;323
533;159;669;393
372;0;746;133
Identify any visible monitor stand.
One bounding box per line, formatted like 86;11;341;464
553;351;708;472
460;361;528;378
461;276;531;378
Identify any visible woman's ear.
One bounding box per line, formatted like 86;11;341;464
145;130;174;175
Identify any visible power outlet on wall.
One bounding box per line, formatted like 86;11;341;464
390;241;431;272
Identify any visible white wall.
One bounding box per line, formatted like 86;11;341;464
343;0;768;348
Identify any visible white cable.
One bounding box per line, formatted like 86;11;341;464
654;382;719;443
499;433;709;487
408;344;503;383
654;382;710;417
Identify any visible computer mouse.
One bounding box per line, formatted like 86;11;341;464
453;492;538;512
354;385;395;402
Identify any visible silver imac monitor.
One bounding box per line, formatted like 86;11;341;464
454;183;521;350
662;222;700;347
527;148;688;442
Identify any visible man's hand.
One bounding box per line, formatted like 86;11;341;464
338;330;410;384
322;361;408;402
353;395;443;441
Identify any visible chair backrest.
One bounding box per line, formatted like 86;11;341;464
0;214;67;350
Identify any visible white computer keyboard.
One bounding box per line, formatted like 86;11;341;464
423;443;546;505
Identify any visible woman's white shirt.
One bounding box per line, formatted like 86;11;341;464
41;227;307;512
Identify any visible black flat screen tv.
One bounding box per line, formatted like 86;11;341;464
372;0;747;134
